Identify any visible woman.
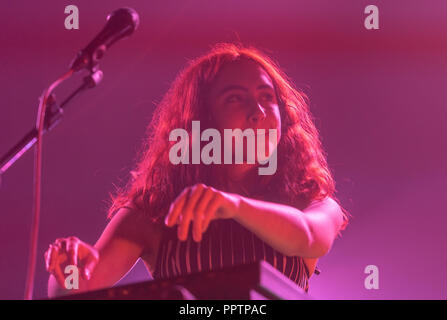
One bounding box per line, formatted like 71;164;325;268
45;43;349;297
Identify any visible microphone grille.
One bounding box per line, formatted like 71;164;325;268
107;7;140;32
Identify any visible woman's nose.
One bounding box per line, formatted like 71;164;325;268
248;103;267;124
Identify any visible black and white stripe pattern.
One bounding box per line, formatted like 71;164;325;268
153;218;310;292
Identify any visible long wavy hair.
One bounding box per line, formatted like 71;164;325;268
108;43;349;235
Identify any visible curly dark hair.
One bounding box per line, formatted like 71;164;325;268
108;42;349;236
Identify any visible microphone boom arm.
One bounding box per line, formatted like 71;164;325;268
0;70;103;184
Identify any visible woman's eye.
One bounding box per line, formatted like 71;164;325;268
260;92;274;101
226;94;243;103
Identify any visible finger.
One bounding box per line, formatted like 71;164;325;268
48;244;61;273
176;189;194;241
202;193;223;233
48;247;68;288
53;257;67;289
83;252;99;281
44;246;54;271
66;237;79;266
50;238;66;265
165;188;189;227
179;184;206;241
193;205;203;242
55;239;67;255
193;187;214;242
55;238;67;248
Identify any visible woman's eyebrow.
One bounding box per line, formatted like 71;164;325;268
217;84;274;97
218;85;247;97
257;84;275;91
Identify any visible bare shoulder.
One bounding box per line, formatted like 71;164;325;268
303;196;344;228
303;196;340;212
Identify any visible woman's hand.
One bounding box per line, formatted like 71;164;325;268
164;183;241;242
44;236;99;289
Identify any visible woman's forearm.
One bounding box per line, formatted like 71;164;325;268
233;196;315;258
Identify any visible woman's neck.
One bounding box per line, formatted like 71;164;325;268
213;165;259;196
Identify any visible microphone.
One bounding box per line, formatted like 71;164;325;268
69;7;140;72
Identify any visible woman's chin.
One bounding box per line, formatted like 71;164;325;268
225;163;258;180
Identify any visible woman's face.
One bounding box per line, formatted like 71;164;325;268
206;58;282;180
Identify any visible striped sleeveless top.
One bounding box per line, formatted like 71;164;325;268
152;217;310;293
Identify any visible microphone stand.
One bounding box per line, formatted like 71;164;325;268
0;68;103;300
0;70;103;179
1;6;139;300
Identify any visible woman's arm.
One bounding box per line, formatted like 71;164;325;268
47;206;157;298
233;196;345;259
164;183;345;259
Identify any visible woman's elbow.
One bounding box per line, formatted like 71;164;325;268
306;234;335;258
291;234;334;259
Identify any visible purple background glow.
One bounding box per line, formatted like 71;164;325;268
0;0;446;299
